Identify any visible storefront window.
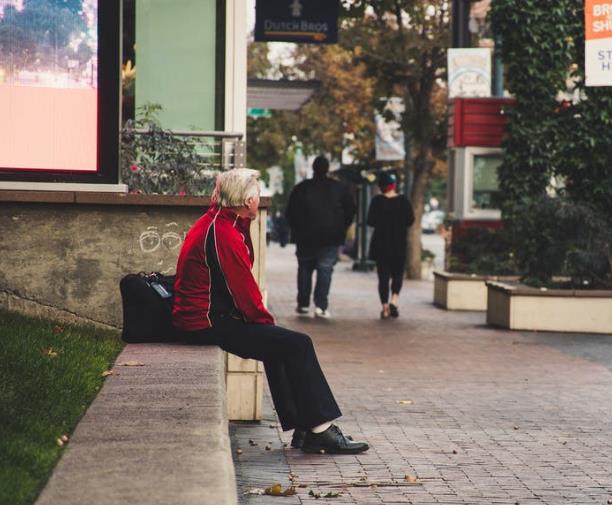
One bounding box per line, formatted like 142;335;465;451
472;154;501;210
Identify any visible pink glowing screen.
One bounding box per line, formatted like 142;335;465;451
0;0;98;172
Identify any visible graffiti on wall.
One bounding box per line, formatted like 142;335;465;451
138;222;187;274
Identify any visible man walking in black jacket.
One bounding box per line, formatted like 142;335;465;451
286;156;356;318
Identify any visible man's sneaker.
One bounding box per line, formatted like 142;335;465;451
291;429;306;448
301;425;369;454
314;307;331;319
296;306;309;315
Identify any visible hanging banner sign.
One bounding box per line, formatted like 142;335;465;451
255;0;338;44
447;48;492;98
585;0;612;86
375;98;405;161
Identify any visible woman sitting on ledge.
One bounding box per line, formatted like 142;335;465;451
172;169;368;455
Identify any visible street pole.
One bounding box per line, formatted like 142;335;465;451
403;130;413;198
493;35;504;97
353;182;374;272
451;0;471;48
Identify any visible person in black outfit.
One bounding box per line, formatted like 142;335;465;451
367;172;415;319
286;156;356;319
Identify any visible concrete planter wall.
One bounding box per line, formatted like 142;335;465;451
486;281;612;334
0;190;270;421
433;271;519;311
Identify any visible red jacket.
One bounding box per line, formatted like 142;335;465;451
173;205;274;331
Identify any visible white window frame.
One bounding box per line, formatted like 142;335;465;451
451;146;503;220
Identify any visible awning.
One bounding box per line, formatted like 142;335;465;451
247;79;320;111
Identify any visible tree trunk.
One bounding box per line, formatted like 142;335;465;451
406;149;433;279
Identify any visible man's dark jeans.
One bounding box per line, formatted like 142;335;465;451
296;245;338;311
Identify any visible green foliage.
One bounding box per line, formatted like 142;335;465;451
490;0;574;221
449;228;518;276
341;0;450;158
509;197;611;288
247;42;272;78
555;87;612;220
0;308;123;505
120;104;217;195
490;0;612;285
246;41;376;170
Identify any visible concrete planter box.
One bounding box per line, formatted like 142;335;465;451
434;271;519;311
486;281;612;334
421;260;435;280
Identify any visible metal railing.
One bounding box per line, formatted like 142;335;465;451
129;128;246;171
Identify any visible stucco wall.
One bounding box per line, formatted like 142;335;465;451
0;192;269;328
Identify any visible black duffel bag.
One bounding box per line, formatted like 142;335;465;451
119;272;177;343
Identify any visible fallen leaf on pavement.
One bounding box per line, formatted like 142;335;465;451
118;361;145;366
244;488;265;495
265;484;283;496
264;483;295;496
404;474;418;483
101;370;114;377
309;490;341;498
397;400;413;405
248;439;258;446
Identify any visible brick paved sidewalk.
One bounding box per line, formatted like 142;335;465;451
232;243;612;505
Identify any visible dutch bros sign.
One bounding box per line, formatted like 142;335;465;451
585;0;612;86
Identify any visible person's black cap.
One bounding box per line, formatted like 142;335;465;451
378;171;397;188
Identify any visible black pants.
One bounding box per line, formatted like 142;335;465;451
376;257;405;304
178;316;342;431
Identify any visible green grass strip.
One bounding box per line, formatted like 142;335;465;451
0;308;124;505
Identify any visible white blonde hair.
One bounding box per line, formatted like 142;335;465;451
212;168;260;208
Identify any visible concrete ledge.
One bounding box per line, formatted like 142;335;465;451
433;271;519;311
486;281;612;334
0;190;272;207
35;343;237;505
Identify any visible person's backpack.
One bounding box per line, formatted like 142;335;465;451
119;272;177;343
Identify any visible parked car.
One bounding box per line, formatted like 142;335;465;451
421;210;445;234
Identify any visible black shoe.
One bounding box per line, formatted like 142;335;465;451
291;429;306;448
292;428;352;448
389;304;399;318
296;306;309;315
301;425;369;454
